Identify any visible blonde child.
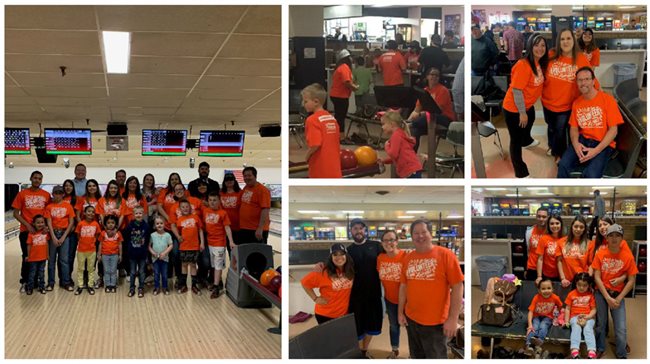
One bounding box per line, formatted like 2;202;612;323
171;199;205;294
97;215;123;293
380;111;423;178
149;216;173;295
564;273;597;359
74;205;101;295
525;278;563;356
25;215;49;295
201;191;234;298
302;83;342;178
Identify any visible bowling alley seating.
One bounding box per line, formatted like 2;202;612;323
614;78;646;133
471;281;574;359
288;88;306;148
435;121;464;178
289;314;365;359
471;75;508;160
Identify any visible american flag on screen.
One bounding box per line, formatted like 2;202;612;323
224;169;245;186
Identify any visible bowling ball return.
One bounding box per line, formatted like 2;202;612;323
289;160;385;178
240;270;281;335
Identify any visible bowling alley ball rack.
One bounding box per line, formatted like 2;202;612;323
241;268;282;334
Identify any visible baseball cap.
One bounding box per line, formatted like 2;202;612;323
330;243;347;255
52;185;64;194
349;218;366;228
606;224;623;236
336;49;351;62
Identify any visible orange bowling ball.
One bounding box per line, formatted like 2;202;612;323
260;268;279;286
354;146;378;167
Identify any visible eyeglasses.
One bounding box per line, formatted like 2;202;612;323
382;238;397;243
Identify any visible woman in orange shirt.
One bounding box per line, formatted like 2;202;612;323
376;230;406;359
62;179;79;273
329;49;359;140
141;173;159;226
578;28;600;70
220;173;242;255
535;214;565;285
559;216;589;287
301;243;355;325
502;33;548;178
122;176;148;225
542;28;594;163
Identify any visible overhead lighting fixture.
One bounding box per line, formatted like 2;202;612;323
537;8;552;11
505;194;520;197
312;217;330;220
297;210;321;214
592;192;608;196
406;210;427;214
526;187;548;190
347;215;363;219
447;215;463;219
102;31;131;74
592;186;615;189
535;192;555;196
342;210;364;214
618;6;636;9
485;188;507;191
397;216;415;219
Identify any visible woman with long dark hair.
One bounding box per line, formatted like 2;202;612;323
329;49;359;140
558;215;589;287
220;173;242;253
535;214;565;285
578;28;600;69
501;33;549;178
141;173;158;225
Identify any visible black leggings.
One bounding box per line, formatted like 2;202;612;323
330;96;349;134
503;106;536;178
315;314;335;325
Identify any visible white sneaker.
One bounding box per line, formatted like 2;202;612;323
523;139;540;149
19;283;25;293
546;148;552;156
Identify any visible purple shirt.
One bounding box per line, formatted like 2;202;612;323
503;28;524;61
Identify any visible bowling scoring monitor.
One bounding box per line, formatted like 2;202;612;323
5;128;30;155
198;130;245;157
44;128;92;155
142;129;187;156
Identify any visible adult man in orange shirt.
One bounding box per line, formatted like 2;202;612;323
12;170;51;292
525;207;549;279
398;220;464;359
378;40;406;86
557;67;624;178
239;167;271;245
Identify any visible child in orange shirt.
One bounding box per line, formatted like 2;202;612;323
301;243;354;324
75;205;101;295
25;215;49;295
202;191;234;298
302;83;342;178
98;215;123;293
172;199;205;294
525;278;563;356
376;230;406;358
564;273;597;359
380;111;422;178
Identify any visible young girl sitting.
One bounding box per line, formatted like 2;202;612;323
564;273;597;359
525;278;563;356
380;110;423;178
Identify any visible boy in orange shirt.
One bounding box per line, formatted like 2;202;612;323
172;199;205;294
201;191;234;298
558;67;624;178
525;278;563;356
25;215;49;295
302;83;342;178
75;205;101;294
45;185;76;291
592;224;637;358
378;40;406;86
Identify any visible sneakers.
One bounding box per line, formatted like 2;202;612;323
20;283;26;293
65;284;75;292
571;349;580;359
164;288;170;295
88;288;95;295
138;288;144;298
387;350;399;359
94;279;104;289
178;286;188;294
531;337;544;348
128;289;135;297
46;284;54;292
153;288;160;296
523;139;540;149
546;148;553;156
105;287;110;293
523;346;535;357
26;288;33;295
38;288;46;294
75;287;83;295
587;350;597;359
191;286;201;295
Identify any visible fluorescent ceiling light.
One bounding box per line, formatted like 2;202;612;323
535;192;555;196
312;217;330;220
592;186;615;189
537;8;552;11
526;187;548;190
397;215;415;219
593;192;608;195
406;210;427;214
618;6;636;9
347;215;363;219
447;215;463;219
102;31;131;74
505;194;520;197
485;188;507;191
342;210;364;214
297;210;320;214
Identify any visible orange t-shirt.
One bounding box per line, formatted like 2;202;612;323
569;90;624;149
175;214;202;251
27;231;49;262
11;188;51;232
75;220;101;253
564;290;596;318
376;250;406;304
45;201;75;230
169;197;203;225
542;52;594;112
592;246;639;292
528;293;563;319
527;226;547;270
305;109;342;178
587;239;630;266
122;193;148;223
220;191;241;231
301;270;353;319
559;239;589;282
400;247;464;325
378;51;406;86
201;206;231;247
96;197;125;218
75;196;99;217
157;188;177;229
536;235;565;278
330;63;353;98
503;59;544;113
583;49;600;67
416;84;456;122
239;183;271;231
99;231;123;255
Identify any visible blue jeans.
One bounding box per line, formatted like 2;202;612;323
543;107;572;157
385;298;401;350
68;233;78;274
557;135;614;178
48;230;71;286
27;260;46;290
595;290;628;358
167;233;181;279
129;258;146;289
570;316;596;351
526;316;552;346
407;171;422;178
102;254;119;287
153;259;169;289
409;114;451;153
